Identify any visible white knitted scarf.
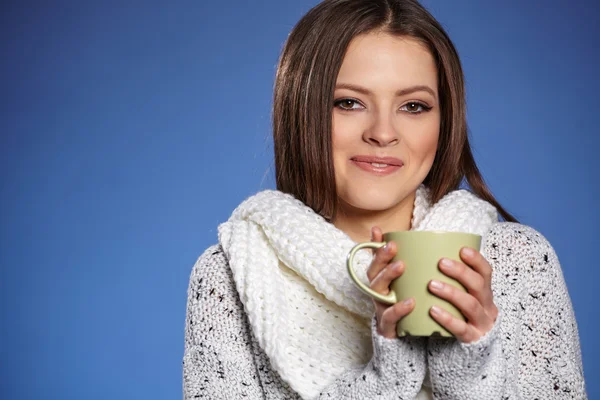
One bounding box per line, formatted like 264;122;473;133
218;185;498;399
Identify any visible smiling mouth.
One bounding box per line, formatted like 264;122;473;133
368;162;393;167
351;155;404;166
350;157;404;176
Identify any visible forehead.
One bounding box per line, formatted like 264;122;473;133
337;32;438;88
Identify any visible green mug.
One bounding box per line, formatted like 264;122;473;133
347;230;481;337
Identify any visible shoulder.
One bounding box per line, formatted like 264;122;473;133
484;222;565;287
191;244;229;274
486;222;554;249
187;244;234;301
485;222;557;264
185;245;248;346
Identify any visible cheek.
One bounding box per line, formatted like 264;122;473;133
332;114;360;159
332;113;354;140
331;118;345;179
405;118;439;161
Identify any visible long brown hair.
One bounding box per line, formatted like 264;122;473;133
273;0;517;222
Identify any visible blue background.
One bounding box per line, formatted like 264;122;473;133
1;1;598;398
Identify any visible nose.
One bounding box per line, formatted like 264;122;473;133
362;111;399;147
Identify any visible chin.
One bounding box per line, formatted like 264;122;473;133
338;185;414;213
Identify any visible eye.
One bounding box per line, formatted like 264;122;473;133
334;98;364;111
400;101;432;114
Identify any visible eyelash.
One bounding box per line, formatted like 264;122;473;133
333;98;433;114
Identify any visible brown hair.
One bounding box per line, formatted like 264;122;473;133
273;0;517;222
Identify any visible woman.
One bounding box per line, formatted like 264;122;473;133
183;0;586;398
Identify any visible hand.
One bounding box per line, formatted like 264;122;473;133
367;226;415;339
427;247;499;343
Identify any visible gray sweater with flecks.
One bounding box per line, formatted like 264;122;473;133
183;223;586;399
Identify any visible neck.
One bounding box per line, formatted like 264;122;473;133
332;191;416;243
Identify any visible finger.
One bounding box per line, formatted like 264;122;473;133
428;279;493;330
460;247;493;285
429;305;479;343
377;298;415;338
370;260;404;294
371;226;383;245
438;258;490;306
459;248;498;318
367;240;397;282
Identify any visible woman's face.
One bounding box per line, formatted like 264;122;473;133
332;32;440;215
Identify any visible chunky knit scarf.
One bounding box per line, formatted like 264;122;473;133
218;185;498;399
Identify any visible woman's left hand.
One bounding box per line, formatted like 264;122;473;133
427;247;498;343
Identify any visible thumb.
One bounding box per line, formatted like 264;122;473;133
371;226;383;243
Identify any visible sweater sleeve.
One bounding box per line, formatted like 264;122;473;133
425;223;586;399
183;245;428;400
183;245;267;399
315;320;427;399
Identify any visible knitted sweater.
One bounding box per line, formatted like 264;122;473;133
183;215;586;398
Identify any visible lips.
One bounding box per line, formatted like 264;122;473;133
351;155;404;166
350;155;404;176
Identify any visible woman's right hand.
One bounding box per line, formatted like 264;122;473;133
367;226;415;339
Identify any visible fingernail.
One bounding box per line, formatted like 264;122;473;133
431;306;443;315
462;247;475;257
403;298;414;306
430;280;444;290
383;243;391;252
440;258;453;268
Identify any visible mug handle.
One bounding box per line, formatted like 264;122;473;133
346;242;397;305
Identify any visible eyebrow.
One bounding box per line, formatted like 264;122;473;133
335;83;437;99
